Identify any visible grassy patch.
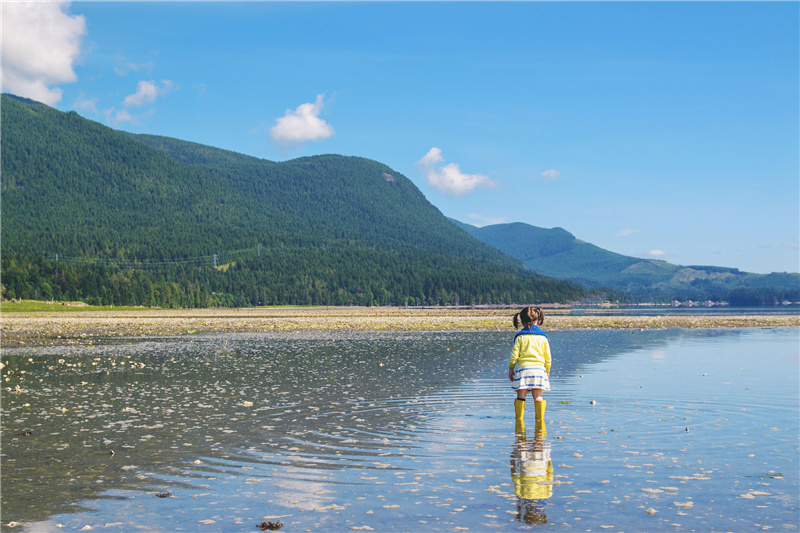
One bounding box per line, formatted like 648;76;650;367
1;300;149;313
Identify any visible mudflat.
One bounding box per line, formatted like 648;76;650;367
1;307;798;347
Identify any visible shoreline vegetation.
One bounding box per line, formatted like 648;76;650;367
1;304;798;348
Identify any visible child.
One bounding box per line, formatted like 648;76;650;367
508;306;551;432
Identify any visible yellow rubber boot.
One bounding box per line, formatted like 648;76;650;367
515;418;526;437
534;400;546;436
514;398;526;420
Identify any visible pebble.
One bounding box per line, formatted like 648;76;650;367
2;309;797;347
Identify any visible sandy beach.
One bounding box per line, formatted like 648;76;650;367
1;307;797;347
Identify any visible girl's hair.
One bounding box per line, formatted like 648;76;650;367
513;306;539;329
534;307;545;325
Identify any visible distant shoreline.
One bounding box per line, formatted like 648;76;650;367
1;307;798;348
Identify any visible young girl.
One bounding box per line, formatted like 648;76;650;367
509;306;551;431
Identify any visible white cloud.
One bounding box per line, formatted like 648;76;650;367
1;2;86;106
427;163;495;197
467;213;506;227
123;80;175;107
73;94;98;113
100;80;176;124
540;169;562;182
648;250;667;257
784;242;799;250
416;147;496;196
616;228;641;237
113;108;135;124
418;147;444;166
110;107;155;126
270;94;334;147
113;56;154;77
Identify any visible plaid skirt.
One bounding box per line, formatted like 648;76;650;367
511;365;550;391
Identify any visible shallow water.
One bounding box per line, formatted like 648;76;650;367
2;327;798;532
565;305;800;316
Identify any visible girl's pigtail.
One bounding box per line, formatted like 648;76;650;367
513;312;521;329
535;307;545;325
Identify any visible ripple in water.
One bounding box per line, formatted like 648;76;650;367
2;328;797;531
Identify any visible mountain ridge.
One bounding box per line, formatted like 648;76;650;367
451;219;799;304
0;94;586;307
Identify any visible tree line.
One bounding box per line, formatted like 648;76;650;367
1;248;591;308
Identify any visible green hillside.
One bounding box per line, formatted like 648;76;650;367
452;219;799;304
0;94;586;307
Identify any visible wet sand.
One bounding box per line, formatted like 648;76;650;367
1;307;797;347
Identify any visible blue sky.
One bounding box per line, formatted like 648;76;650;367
3;1;798;274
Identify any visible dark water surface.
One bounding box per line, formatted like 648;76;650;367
2;327;798;532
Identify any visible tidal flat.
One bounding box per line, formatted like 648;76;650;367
1;306;798;347
1;325;798;532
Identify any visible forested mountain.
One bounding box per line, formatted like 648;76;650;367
452;220;800;304
1;94;587;307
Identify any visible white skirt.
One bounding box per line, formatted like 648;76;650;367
511;365;550;391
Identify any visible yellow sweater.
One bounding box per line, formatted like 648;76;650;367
509;330;552;373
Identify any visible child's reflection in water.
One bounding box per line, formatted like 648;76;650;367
510;420;553;525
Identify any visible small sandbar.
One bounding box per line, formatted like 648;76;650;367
1;307;797;347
